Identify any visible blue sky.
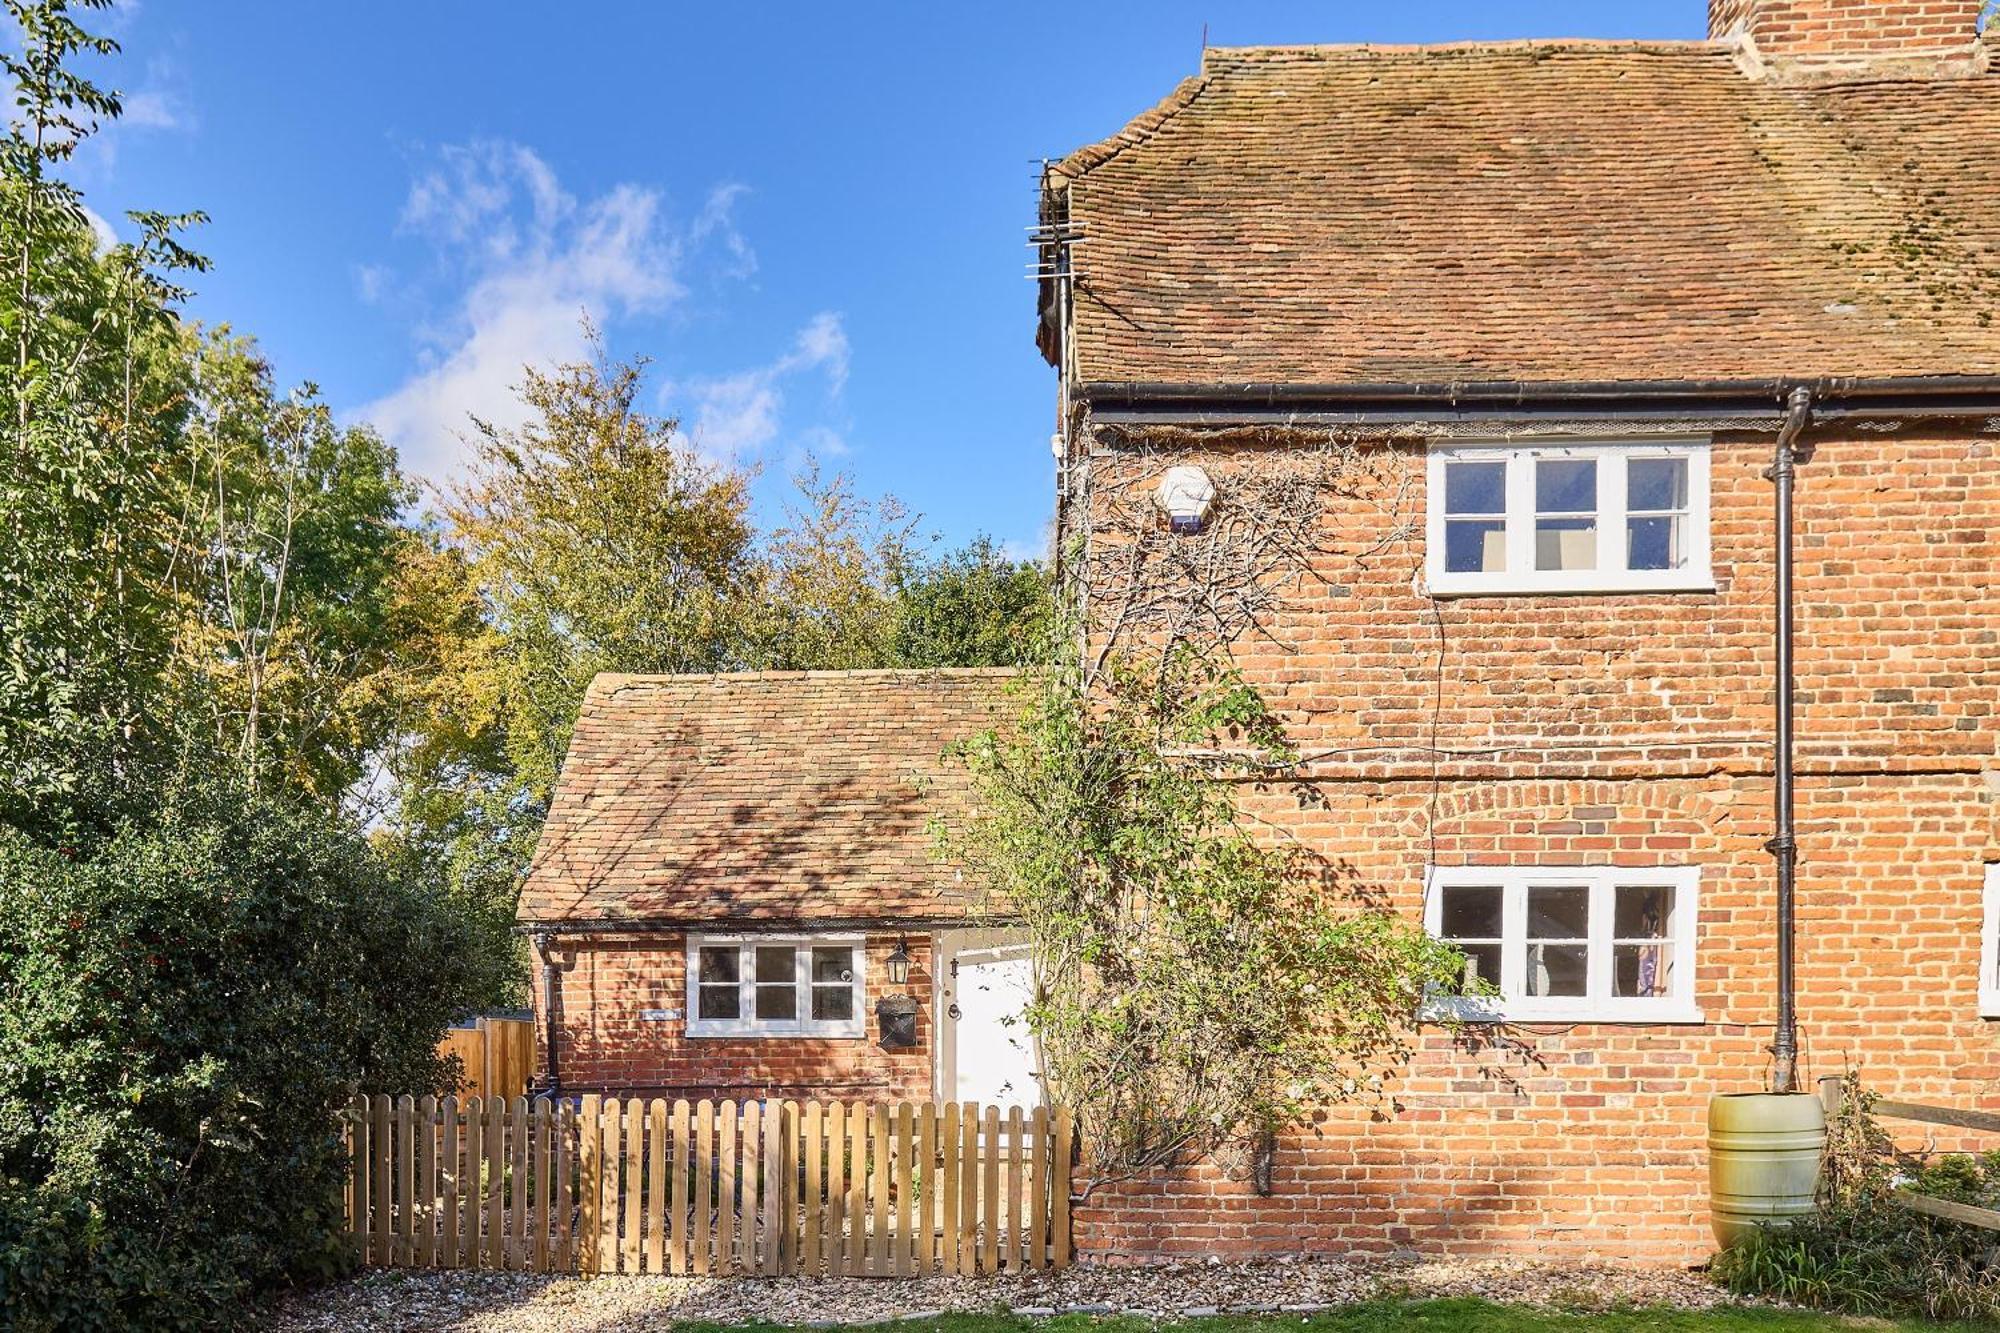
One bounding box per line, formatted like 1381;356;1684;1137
74;1;1700;558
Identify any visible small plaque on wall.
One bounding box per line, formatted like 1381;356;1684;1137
639;1007;681;1022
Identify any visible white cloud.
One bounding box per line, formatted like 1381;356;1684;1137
79;204;118;252
678;313;850;463
76;53;193;174
353;262;390;305
690;183;756;278
359;141;684;482
120;88;181;131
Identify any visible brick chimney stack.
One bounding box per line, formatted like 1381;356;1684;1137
1710;0;1990;79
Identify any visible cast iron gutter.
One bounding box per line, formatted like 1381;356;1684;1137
1078;375;2000;422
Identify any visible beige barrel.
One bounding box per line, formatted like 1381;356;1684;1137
1709;1091;1826;1247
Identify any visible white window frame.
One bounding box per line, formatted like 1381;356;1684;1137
685;934;867;1038
1426;439;1714;596
1981;866;2000;1018
1424;865;1703;1024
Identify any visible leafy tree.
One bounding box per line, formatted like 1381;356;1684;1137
892;534;1051;668
441;338;756;806
746;458;919;670
0;0;206;838
162;331;415;801
0;781;483;1330
944;642;1466;1182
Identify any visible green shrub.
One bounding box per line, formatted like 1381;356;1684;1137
1712;1077;2000;1321
0;781;484;1331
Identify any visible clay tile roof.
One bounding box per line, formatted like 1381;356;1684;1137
1044;40;2000;383
517;669;1017;928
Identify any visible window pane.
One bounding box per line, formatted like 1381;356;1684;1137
1627;514;1683;571
1444;460;1505;515
1615;942;1674;998
811;947;855;985
1526;943;1589;996
698;984;739;1020
1440;885;1502;940
1527;886;1589;939
1446;942;1502;995
755;983;796;1021
1628;457;1688;512
1536;458;1597;513
698;946;739;984
811;985;855;1020
1615;884;1675;939
1445;519;1506;573
755;946;795;983
1535;517;1597;571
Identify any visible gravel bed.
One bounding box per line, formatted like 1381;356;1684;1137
253;1256;1751;1331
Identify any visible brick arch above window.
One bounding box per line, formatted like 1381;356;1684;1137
1392;778;1735;870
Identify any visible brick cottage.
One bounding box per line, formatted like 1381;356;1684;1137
518;670;1043;1110
521;0;2000;1269
1034;0;2000;1266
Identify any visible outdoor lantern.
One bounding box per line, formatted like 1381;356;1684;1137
886;936;912;988
1155;464;1216;534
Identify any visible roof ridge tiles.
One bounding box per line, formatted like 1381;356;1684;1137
1202;38;1725;64
591;666;1022;691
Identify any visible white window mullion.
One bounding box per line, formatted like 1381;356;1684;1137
1598;453;1625;577
1500;874;1526;1004
1504;454;1533;577
1586;880;1613;1005
1981;866;2000;1017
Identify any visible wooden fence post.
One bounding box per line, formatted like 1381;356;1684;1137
1053;1106;1073;1269
345;1095;367;1259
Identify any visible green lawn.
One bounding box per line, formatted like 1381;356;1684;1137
682;1304;1973;1332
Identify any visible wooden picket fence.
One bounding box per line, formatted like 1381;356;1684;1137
343;1094;1073;1276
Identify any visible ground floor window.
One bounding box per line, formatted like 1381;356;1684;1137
685;935;866;1037
1424;865;1701;1023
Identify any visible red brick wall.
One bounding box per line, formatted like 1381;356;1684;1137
1709;0;1986;59
534;933;935;1103
1068;422;2000;1264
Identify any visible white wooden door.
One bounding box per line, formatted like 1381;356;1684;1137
937;932;1043;1107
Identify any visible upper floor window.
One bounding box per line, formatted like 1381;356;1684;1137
686;935;866;1038
1426;440;1713;596
1425;864;1702;1023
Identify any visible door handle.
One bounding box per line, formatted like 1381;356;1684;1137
947;1003;962;1020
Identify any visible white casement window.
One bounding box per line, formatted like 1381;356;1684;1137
1426;440;1713;595
1424;865;1703;1023
1980;866;2000;1018
685;935;866;1038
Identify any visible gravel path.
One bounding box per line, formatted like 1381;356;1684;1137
253;1257;1750;1331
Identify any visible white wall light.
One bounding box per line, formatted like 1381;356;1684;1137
1155;465;1216;534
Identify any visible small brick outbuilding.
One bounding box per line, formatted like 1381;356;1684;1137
518;668;1040;1108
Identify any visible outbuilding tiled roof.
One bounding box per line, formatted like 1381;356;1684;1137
518;670;1016;927
1044;41;2000;383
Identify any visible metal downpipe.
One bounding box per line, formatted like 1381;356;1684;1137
1767;387;1813;1094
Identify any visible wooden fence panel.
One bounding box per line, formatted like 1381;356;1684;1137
344;1094;1073;1278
